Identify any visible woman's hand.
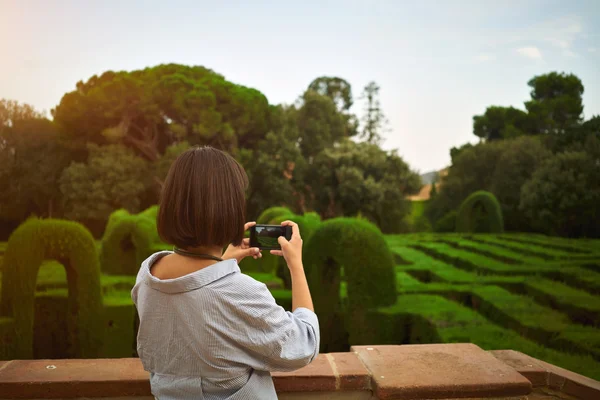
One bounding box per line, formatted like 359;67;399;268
222;222;262;263
270;220;303;270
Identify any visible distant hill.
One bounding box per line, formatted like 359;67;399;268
420;170;439;185
409;168;448;201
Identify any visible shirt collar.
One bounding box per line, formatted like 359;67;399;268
142;251;240;294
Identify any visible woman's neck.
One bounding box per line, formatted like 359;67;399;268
182;245;223;258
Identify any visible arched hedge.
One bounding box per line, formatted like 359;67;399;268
303;218;396;351
100;206;166;275
256;206;293;224
0;218;103;359
456;191;504;233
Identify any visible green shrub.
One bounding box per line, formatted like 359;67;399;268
256;206;293;224
100;206;167;275
434;211;457;232
456;191;504;233
0;218;103;359
304;218;396;351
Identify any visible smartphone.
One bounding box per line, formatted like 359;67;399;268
249;224;293;250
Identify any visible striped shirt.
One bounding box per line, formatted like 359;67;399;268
131;251;320;400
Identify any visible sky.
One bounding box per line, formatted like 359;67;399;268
1;0;599;173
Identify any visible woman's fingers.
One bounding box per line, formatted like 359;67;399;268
270;249;283;257
244;221;256;231
280;220;301;240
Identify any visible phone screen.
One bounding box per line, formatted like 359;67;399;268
250;225;288;250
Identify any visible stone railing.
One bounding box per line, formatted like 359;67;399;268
1;343;599;399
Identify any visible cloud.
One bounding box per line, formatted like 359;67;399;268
589;47;598;53
474;53;496;62
516;47;542;60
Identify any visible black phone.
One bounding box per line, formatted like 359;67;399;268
249;224;293;250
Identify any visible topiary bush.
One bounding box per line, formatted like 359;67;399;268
256;206;293;224
0;218;103;359
303;218;396;352
100;206;167;275
456;191;504;233
434;210;457;232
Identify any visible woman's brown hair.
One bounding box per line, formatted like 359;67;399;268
157;146;249;249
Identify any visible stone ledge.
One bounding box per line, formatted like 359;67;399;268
491;350;600;400
352;343;532;399
0;345;598;399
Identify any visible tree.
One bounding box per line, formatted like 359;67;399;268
360;81;388;145
240;105;305;218
525;72;584;135
296;90;348;159
490;136;551;231
520;150;600;237
472;106;531;141
430;182;438;199
59;144;150;222
0;100;69;223
307;77;353;112
305;139;421;233
52;64;271;162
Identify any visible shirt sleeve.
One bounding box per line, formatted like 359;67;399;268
213;278;320;372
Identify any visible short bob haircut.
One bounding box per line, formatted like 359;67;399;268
157;146;249;249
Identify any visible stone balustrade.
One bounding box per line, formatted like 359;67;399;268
0;343;599;400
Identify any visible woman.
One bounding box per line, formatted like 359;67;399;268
131;146;319;400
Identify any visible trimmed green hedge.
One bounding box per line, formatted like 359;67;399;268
304;218;396;351
256;206;293;224
456;191;504;233
0;218;103;359
100;206;167;275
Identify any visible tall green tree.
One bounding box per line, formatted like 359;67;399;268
472;106;531;141
520;149;600;237
307;77;354;112
305;140;421;233
59;144;150;222
0;100;69;223
239;105;305;218
525;72;584;135
52;64;271;161
360;81;388;145
296;90;349;159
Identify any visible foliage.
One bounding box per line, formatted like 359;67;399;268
256;206;294;225
240;106;305;218
100;206;165;275
359;81;388;145
52;64;271;161
0;218;103;359
296;90;350;159
307;77;353;112
519;150;600;237
525;72;584;135
472;106;531;141
59;144;150;222
0;100;70;224
304;218;396;351
456;191;504;233
489;136;551;231
306;139;421;232
434;211;457;232
426;136;548;232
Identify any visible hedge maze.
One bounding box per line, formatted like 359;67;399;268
1;211;599;381
385;233;600;380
